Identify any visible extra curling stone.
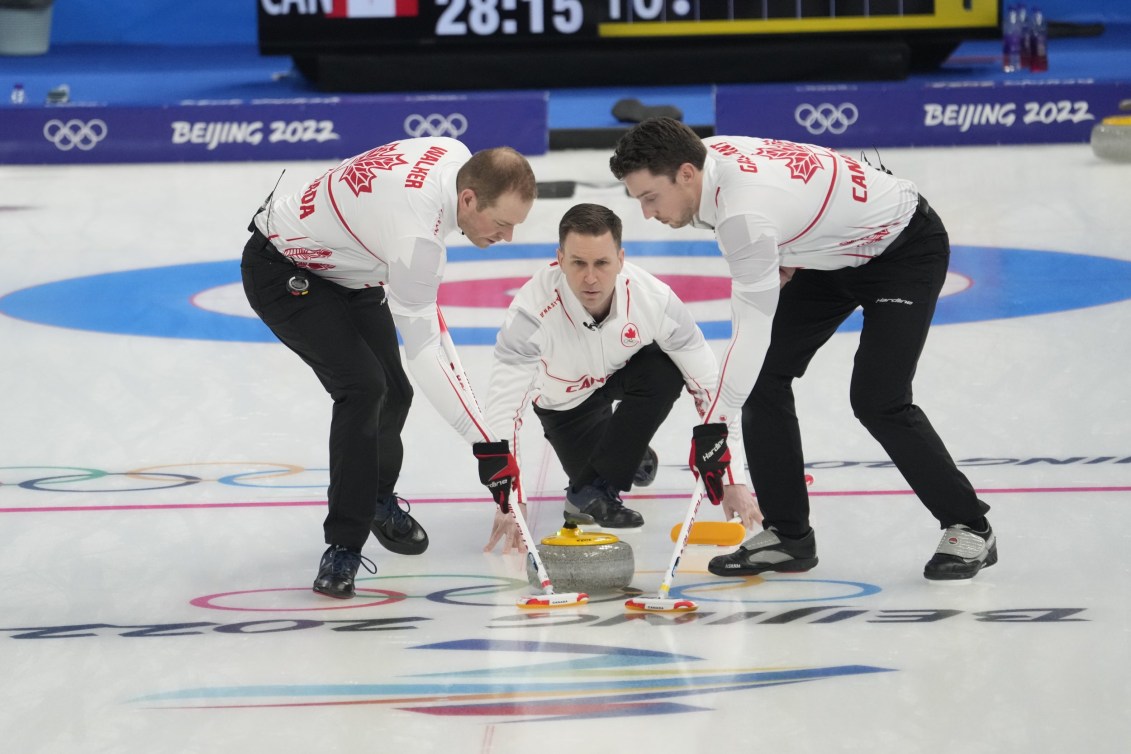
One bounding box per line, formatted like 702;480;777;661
1091;115;1131;163
526;520;634;594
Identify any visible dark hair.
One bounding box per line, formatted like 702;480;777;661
456;146;537;207
557;203;623;249
609;117;707;181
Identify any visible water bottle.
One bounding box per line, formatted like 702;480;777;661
10;83;27;105
1018;5;1033;70
1029;7;1049;72
1002;5;1022;73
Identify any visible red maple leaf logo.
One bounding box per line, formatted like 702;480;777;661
339;143;409;197
839;228;892;247
621;323;640;347
283;247;332;261
754;140;825;184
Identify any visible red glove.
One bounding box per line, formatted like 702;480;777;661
689;422;731;506
473;441;519;513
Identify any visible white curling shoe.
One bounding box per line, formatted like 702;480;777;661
924;523;997;580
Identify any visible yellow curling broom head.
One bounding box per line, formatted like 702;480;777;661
670;521;745;546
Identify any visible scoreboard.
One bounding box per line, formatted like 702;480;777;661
258;0;1000;91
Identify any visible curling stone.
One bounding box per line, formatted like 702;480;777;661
1091;115;1131;163
526;520;634;594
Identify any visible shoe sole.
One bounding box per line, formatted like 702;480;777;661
564;506;643;529
312;585;354;599
593;519;645;529
633;447;659;488
563;510;597;526
707;557;818;577
923;543;998;581
371;524;429;556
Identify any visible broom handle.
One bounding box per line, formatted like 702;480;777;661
657;478;707;599
436;306;557;595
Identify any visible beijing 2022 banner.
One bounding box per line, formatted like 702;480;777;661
717;79;1131;148
0;92;548;164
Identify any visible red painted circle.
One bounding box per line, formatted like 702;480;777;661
190;587;405;612
437;275;731;308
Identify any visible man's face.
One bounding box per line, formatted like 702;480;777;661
456;189;533;248
556;230;625;320
621;165;701;228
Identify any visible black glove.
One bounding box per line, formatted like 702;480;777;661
473;440;520;513
689;422;731;506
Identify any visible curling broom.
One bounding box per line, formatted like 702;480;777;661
625;478;707;613
437;306;587;608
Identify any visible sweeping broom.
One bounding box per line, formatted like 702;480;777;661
436;306;587;608
625;478;707;613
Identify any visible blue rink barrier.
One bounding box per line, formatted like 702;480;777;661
716;79;1131;148
0;91;549;164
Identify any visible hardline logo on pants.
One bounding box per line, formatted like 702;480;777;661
794;103;859;135
403;113;469;138
43;119;109;151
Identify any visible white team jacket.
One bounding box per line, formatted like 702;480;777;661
254;137;495;445
695;135;922;437
485;260;748;486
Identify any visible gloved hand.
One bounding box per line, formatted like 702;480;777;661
689;422;731;506
473;440;520;513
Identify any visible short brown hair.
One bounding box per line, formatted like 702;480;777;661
558;203;623;249
609;117;706;181
456;146;537;207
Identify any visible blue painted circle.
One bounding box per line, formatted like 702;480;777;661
2;242;1130;344
672;577;882;604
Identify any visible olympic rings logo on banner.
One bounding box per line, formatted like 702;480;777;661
794;103;859;135
42;119;109;151
403;113;469;138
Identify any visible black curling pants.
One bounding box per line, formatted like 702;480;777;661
241;229;413;549
534;343;684;492
743;197;990;537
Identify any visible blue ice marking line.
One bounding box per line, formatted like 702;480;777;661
0;261;260;343
130;632;892;704
672;577;882;604
412;639;701;677
129;664;892;712
3;245;1130;344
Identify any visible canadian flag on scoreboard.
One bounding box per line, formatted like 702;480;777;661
326;0;419;18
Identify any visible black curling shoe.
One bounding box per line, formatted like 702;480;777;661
371;494;429;555
312;545;376;599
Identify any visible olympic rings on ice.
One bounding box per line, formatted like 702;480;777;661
0;463;318;493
